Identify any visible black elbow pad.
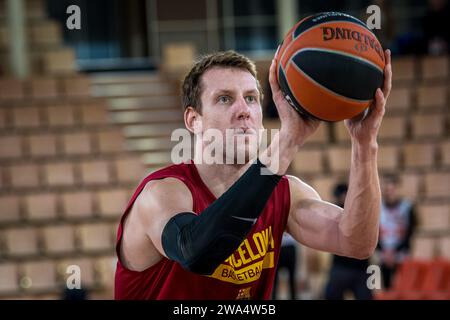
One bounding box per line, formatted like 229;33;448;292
162;212;246;275
161;212;197;266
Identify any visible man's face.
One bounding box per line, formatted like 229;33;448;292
194;67;263;163
382;180;399;204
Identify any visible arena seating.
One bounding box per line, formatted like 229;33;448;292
375;259;450;300
0;0;147;297
0;75;148;299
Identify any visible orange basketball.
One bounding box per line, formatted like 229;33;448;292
275;12;386;121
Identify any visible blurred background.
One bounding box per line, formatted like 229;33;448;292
0;0;449;300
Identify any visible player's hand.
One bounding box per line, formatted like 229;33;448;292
268;56;320;148
344;49;392;146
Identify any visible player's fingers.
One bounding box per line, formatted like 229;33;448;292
376;88;386;114
268;59;281;95
382;49;392;99
367;88;385;126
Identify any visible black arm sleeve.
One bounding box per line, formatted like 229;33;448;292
161;159;282;275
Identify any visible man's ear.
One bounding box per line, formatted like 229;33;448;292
184;106;202;134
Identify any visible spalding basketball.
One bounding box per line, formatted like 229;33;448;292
275;12;385;121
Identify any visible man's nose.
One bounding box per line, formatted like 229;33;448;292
234;97;251;120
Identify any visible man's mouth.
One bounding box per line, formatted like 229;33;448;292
234;127;255;135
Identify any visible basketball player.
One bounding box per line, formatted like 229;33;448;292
115;49;392;299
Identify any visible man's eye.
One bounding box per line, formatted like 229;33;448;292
245;96;256;103
218;96;231;103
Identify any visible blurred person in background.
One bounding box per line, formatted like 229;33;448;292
377;174;417;289
324;183;372;300
272;232;299;300
423;0;450;55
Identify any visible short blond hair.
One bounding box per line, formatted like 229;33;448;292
181;50;263;112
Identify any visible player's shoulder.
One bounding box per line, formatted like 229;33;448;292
142;177;191;203
134;176;193;218
131;176;194;228
285;174;310;191
138;162;193;202
285;174;321;200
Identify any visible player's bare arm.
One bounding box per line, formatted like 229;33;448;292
119;178;193;271
280;49;392;259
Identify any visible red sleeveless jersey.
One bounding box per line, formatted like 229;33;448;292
114;161;291;300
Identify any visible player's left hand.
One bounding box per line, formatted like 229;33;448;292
344;49;392;146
